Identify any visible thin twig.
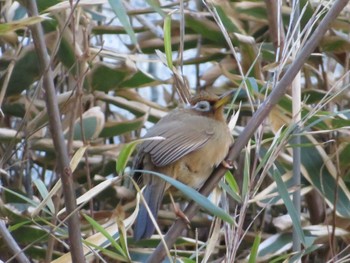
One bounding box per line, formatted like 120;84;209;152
264;0;285;59
24;1;85;262
290;0;302;253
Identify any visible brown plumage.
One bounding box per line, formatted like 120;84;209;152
133;91;233;240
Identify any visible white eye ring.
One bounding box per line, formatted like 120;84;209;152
193;100;211;112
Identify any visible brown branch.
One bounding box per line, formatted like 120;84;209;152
147;0;349;262
24;1;85;262
264;0;285;58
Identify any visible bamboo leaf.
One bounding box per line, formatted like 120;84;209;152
108;0;139;50
135;170;234;224
116;137;165;174
249;232;261;263
33;179;55;214
271;168;306;245
163;14;173;69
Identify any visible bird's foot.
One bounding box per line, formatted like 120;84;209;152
221;160;233;169
174;205;191;227
169;193;191;229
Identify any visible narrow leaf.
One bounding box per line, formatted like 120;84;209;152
135;169;234;224
163;14;173;68
145;0;165;17
116;137;165;174
271;168;306;245
82;213;126;258
108;0;139;50
249;232;261;263
33;179;55;214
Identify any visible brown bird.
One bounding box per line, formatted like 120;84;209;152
133;91;233;240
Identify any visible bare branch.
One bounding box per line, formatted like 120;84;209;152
24;1;85;262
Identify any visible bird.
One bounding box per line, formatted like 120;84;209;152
133;90;234;241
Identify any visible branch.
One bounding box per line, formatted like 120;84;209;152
147;0;349;262
24;1;85;262
0;220;30;263
264;0;285;57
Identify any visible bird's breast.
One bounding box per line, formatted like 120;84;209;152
173;122;232;188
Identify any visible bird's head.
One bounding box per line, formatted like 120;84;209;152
188;90;234;121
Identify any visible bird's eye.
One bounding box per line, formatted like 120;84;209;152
193;101;211;112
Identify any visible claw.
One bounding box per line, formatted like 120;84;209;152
221;160;233;169
169;193;191;229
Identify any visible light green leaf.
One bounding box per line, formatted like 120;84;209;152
145;0;165;17
135;170;234;224
221;170;241;202
108;0;139;50
116;137;165;174
163;14;173;69
0;15;50;35
82;213;126;258
249;232;261;263
33;179;55;214
271;168;306;245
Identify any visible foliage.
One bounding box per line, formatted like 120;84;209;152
0;0;350;262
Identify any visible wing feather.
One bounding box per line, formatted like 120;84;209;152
138;114;213;167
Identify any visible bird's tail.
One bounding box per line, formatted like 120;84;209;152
134;180;166;240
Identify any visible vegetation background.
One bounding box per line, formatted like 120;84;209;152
0;0;350;262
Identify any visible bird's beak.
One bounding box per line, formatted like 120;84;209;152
213;90;234;110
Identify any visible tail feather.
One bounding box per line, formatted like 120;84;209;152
134;181;166;240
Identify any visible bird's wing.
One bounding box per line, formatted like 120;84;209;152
138;117;214;167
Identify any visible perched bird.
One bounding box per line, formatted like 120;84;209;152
133;91;233;240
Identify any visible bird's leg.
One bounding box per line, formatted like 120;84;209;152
221;159;233;169
169;192;191;228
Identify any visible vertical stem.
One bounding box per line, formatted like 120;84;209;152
291;0;301;253
25;1;85;262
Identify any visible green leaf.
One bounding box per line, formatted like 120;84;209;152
214;4;244;34
135;170;234;224
220;181;241;203
116;141;140;175
224;170;239;194
0;15;49;35
82;213;126;258
257;229;321;261
249;232;261;263
1;46;40;96
271;168;306;245
185;15;225;44
74;116;98;140
56;34;77;75
37;0;61;11
163;14;173;69
108;0;139;50
88;63;130;92
65;107;105;141
234;2;268;21
100;116;145;138
300;135;350;218
223;170;241;202
321;35;350;53
145;0;166;17
11;225;49;244
119;70;162;88
116;137;165;174
2;187;39;207
33;179;55;214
